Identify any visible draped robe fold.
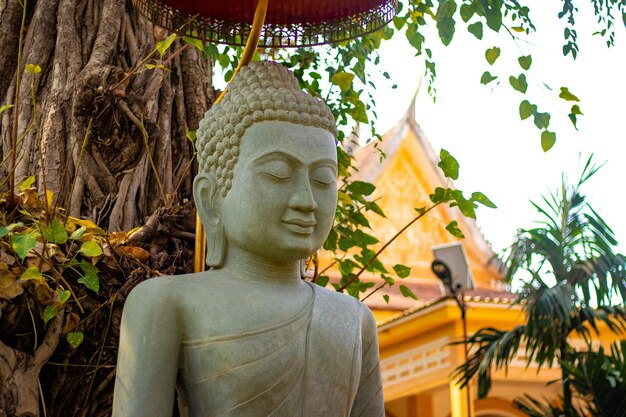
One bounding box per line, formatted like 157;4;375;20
178;283;384;417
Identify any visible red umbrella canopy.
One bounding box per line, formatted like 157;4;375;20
133;0;398;47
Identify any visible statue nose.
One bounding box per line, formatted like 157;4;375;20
289;177;317;212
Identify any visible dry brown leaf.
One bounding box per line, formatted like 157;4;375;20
0;273;24;300
115;245;150;262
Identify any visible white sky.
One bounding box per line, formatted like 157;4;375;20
368;2;626;254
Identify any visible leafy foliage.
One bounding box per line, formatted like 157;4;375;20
453;157;626;414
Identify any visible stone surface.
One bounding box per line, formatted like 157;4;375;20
112;62;384;417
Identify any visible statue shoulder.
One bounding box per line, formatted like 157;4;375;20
310;283;376;328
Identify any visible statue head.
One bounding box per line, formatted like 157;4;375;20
194;62;339;268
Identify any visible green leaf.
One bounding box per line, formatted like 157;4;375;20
12;233;37;259
437;17;456;45
185;128;196;143
393;264;411;279
485;47;501;65
156;33;176;58
43;219;68;244
0;104;14;114
541;131;556;152
509;74;528;93
144;63;171;72
438;149;459;180
347;180;376;196
519;100;537;120
69;226;86;240
480;71;497;85
518;55;532;70
392;16;406;30
533;112;551;129
480;71;498;85
446;220;465;238
459;3;475;22
0;222;24;238
471;192;497;208
182;36;203;51
559;87;580;102
57;289;71;304
18;176;35;191
436;0;457;46
348;100;368;123
79;241;102;257
25;64;41;74
485;6;502;32
430;187;451;204
399;284;418;300
43;305;58;326
21;266;44;281
316;275;329;287
383;294;390;304
78;261;99;293
331;71;355;93
468;22;483;39
66;331;84;349
571;104;583;115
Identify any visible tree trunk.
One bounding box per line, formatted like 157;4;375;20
0;0;212;228
0;0;213;415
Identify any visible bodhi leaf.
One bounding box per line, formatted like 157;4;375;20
559;87;580;102
43;305;58;326
438;149;459;180
446;221;465;238
25;64;41;74
393;264;411;279
79;241;102;257
57;289;71;304
70;226;86;240
78;260;99;293
331;72;355;93
533;112;551;129
518;55;532;70
400;284;418;300
471;192;497;208
480;71;497;85
509;74;528;93
519;100;537;120
43;219;68;244
485;47;501;65
182;36;203;51
436;0;457;46
468;22;483;39
541;131;557;152
21;266;44;281
67;331;84;349
156;33;176;58
347;181;376;196
12;233;37;259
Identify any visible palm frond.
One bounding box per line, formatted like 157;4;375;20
452;326;525;398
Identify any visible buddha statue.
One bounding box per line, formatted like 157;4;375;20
112;61;384;417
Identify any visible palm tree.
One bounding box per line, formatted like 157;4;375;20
453;157;626;416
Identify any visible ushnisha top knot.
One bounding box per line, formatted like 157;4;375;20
196;61;338;197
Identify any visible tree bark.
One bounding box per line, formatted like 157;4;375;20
0;0;213;415
0;0;211;228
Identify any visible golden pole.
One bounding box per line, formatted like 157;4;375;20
194;0;269;272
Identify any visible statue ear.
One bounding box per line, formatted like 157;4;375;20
193;173;225;268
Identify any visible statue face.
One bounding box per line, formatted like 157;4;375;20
218;120;337;263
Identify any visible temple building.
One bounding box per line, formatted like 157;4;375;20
324;96;564;417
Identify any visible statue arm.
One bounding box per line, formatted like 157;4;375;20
112;280;181;417
350;303;385;417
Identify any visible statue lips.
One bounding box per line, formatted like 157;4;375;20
282;218;316;235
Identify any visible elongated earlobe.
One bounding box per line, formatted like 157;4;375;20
193;173;225;268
